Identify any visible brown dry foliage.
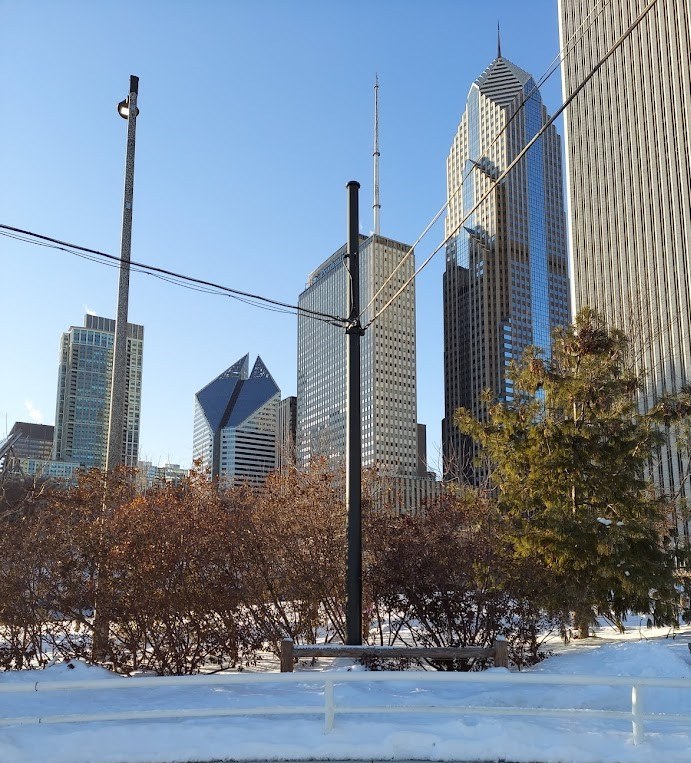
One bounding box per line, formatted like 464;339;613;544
0;463;562;673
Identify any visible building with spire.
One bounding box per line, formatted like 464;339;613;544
296;78;438;513
559;0;691;533
442;42;570;481
193;354;280;485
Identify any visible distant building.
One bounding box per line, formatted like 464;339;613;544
297;234;418;475
297;233;437;513
559;0;691;529
18;459;80;481
3;421;54;466
193;354;280;485
0;421;60;479
442;49;570;481
277;396;297;470
417;423;435;479
136;461;188;490
53;314;144;470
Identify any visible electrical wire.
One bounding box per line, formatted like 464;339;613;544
364;0;658;331
358;0;611;323
2;228;318;321
0;224;347;327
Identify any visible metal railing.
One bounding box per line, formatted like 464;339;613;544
1;669;690;745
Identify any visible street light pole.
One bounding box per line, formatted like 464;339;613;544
344;180;363;645
106;75;139;472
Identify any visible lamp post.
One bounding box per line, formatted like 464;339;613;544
344;181;363;645
106;75;139;472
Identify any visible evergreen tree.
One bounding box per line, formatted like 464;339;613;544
456;308;678;635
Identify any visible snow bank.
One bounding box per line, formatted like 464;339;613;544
1;638;690;763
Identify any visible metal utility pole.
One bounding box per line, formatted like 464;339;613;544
106;75;139;472
344;180;363;645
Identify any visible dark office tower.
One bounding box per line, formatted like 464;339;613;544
442;50;570;481
559;0;691;532
0;422;54;477
53;314;144;469
193;354;280;485
277;396;297;471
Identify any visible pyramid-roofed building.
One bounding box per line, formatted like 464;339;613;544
443;46;570;482
193;355;280;485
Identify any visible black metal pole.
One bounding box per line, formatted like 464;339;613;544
345;180;363;645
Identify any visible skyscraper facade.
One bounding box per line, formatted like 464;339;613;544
559;0;691;530
53;314;144;469
193;354;280;485
442;51;570;480
297;234;418;477
277;396;297;471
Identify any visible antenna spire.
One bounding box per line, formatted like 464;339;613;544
497;21;502;58
373;74;380;236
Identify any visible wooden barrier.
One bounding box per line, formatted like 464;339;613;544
280;637;509;672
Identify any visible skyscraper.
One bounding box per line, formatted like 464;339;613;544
53;314;144;469
559;0;690;530
277;396;297;471
442;48;570;480
193;354;280;485
297;234;418;477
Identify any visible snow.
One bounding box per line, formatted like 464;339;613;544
1;622;691;763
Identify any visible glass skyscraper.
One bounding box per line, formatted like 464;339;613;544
193;354;280;485
442;51;570;480
559;0;691;531
297;234;418;477
53;314;144;469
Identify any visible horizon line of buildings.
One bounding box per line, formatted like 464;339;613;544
3;1;689;521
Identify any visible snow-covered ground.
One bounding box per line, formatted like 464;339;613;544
1;620;691;763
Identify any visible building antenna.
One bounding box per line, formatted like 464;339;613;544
373;74;381;235
497;21;502;58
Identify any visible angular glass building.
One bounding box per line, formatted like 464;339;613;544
559;0;691;534
297;234;418;477
193;354;280;485
442;51;570;481
53;314;144;469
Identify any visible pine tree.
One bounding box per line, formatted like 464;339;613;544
455;308;678;635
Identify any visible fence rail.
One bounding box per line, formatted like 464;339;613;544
1;668;690;746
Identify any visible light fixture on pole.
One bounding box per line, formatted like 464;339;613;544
106;75;139;472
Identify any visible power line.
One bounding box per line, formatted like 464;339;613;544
1;228;310;320
0;224;347;327
364;0;658;331
357;0;611;324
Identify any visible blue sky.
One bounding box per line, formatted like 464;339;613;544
1;0;564;471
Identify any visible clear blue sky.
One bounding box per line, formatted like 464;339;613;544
1;0;564;471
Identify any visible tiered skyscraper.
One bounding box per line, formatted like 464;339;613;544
442;48;570;480
559;0;691;530
297;234;418;476
193;354;280;484
53;314;144;469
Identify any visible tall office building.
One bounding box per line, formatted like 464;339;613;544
442;49;570;480
297;234;418;477
53;314;144;469
193;354;280;485
559;0;691;529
